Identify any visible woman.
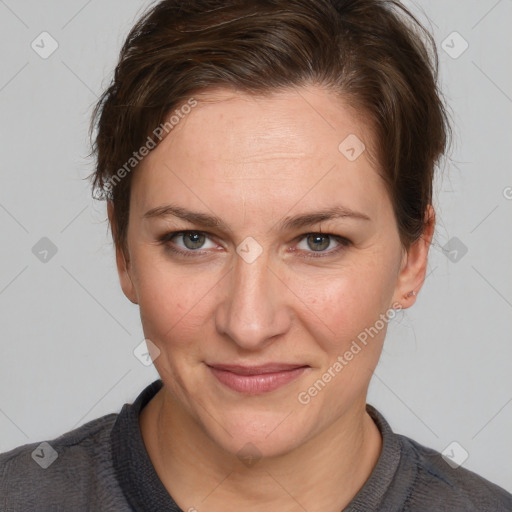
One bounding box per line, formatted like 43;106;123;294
1;0;511;510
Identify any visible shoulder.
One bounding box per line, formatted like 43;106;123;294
0;413;128;511
396;434;512;511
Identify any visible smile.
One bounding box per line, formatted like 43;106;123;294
206;363;309;395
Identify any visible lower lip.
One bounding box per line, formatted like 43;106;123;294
208;366;308;395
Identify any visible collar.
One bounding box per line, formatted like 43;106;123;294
111;379;402;511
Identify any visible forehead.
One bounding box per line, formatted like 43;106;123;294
169;86;373;165
131;86;389;224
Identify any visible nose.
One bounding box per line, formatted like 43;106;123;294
215;247;292;351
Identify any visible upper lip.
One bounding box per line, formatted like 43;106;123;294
207;363;309;375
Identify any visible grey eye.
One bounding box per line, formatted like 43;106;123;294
181;232;206;250
306;234;331;252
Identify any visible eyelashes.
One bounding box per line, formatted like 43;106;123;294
157;230;352;260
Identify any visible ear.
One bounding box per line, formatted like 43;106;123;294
392;205;435;309
107;201;139;305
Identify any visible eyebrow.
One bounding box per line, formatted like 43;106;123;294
143;203;371;232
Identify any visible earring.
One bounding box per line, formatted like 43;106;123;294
404;290;417;298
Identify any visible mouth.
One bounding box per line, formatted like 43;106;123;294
206;363;310;395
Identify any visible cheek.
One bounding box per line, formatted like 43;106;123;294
133;252;219;347
293;265;395;413
292;255;396;351
134;260;217;399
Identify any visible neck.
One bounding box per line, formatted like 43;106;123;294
139;388;382;512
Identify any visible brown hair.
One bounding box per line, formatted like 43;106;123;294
89;0;450;255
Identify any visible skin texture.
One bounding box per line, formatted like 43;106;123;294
109;85;435;511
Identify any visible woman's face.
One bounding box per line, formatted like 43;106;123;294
117;85;414;458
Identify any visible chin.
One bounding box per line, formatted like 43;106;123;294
201;405;317;462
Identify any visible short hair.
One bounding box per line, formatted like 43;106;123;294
89;0;451;255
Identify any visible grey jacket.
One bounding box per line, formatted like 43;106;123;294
1;379;511;511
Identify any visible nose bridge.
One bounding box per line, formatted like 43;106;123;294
218;247;290;349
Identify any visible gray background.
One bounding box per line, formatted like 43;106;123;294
1;0;511;494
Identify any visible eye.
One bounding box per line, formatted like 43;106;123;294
295;233;350;257
159;230;218;257
158;230;350;260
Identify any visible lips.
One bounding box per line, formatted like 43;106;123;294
207;363;309;394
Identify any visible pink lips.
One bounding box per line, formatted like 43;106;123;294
207;363;309;394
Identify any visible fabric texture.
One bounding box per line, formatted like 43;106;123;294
1;379;511;511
